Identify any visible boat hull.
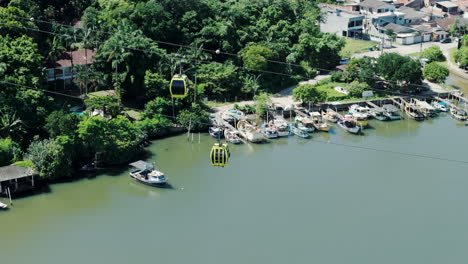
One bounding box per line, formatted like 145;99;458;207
130;175;168;187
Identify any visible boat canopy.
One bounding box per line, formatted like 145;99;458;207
129;161;154;170
438;102;447;106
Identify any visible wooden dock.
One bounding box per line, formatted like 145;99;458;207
366;101;379;108
432;96;468;115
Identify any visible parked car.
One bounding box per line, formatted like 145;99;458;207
440;38;451;43
339;58;350;65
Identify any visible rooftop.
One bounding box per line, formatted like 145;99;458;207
0;165;35;182
321;6;364;18
382;23;415;33
436;1;458;8
433;17;468;30
397;6;428;20
47;49;96;68
360;0;393;8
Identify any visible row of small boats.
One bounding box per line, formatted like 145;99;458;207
404;99;468;121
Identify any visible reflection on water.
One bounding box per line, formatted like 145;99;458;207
1;116;468;264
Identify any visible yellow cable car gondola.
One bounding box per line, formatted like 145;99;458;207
170;74;189;98
210;143;230;167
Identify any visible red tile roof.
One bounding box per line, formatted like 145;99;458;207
48;49;96;68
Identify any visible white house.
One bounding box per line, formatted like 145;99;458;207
320;6;366;38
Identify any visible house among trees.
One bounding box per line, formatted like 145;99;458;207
46;49;95;85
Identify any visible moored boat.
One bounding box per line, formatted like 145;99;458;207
431;101;448;112
224;129;242;144
382;104;401;120
294;116;315;133
261;123;279;139
290;124;310;138
404;103;425;121
369;107;390;121
322;108;339;123
337;116;361;134
273;119;291;137
413;99;437;117
346;113;368;127
309;111;331;131
129;161;168;187
209;126;224;139
349;104;371;119
237;120;265;143
450;107;468;121
0;201;8;209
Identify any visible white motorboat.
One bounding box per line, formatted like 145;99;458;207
129;161;168;187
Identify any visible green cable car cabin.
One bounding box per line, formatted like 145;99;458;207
170;74;189;98
210;143;230;167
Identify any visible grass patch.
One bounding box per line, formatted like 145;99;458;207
13;160;34;168
87;90;117;98
448;47;457;64
408;51;422;58
340;39;376;57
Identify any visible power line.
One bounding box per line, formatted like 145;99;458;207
0;18;446;99
0;13;445;94
1;80;468;166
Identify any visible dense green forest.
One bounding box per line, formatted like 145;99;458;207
0;0;347;181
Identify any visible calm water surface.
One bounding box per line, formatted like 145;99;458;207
1;115;468;264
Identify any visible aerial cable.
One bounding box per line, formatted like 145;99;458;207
0;20;443;96
1;80;467;166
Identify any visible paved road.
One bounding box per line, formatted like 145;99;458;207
353;41;457;58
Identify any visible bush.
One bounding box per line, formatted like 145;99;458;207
423;62;449;83
330;71;344;82
421;46;445;62
0;138;20;166
176;104;210;132
26;138;72;180
137;116;171;139
348;81;370;98
454;46;468;69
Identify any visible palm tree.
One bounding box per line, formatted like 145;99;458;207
0;111;23;139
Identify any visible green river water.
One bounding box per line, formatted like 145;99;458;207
1;115;468;264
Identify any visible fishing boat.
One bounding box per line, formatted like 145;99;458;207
382;104;401;120
413;99;437;117
431;101;448;112
221;109;245;122
273;119;291;137
309;112;331;132
337;116;361;134
349;104;371;118
369;107;390;121
224;129;242;144
346;112;368;127
290;124;310;138
404;103;425;121
261;123;279;139
0;201;8;209
294;116;315;133
237;120;265;143
450;107;468;121
322;108;338;123
209;126;224;139
129;161;168;187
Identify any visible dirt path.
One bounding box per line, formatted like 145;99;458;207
212;75;329;113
